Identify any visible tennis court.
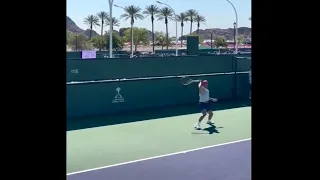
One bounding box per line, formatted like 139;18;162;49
67;103;251;180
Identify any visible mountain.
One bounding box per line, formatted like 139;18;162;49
191;27;251;40
118;27;251;41
67;16;251;41
67;16;99;38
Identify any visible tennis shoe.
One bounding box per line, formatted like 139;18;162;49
207;120;213;124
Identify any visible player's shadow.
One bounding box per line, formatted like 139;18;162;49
191;123;223;135
202;124;223;134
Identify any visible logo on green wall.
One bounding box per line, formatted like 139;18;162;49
112;87;124;103
70;69;79;74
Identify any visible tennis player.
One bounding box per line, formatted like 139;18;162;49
194;80;217;130
249;66;251;99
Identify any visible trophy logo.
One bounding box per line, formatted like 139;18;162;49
112;87;124;103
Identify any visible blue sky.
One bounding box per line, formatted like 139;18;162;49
67;0;251;36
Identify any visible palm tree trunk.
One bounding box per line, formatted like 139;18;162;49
152;20;155;52
197;22;200;34
90;24;93;39
181;24;183;47
190;20;193;34
101;21;104;36
99;21;104;51
130;23;133;55
166;22;168;50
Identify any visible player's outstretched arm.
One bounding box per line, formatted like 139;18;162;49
198;82;205;94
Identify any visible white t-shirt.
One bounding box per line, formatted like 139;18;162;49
199;88;210;102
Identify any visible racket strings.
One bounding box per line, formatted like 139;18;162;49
181;77;192;85
181;77;200;85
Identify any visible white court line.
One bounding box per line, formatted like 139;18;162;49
67;138;251;176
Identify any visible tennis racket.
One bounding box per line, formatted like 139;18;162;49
180;76;201;85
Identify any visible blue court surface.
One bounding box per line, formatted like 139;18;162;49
67;139;251;180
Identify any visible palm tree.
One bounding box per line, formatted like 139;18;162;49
97;11;108;36
176;12;189;47
83;15;100;39
157;7;173;49
185;9;198;34
106;17;120;31
194;15;206;34
120;5;144;54
143;5;159;52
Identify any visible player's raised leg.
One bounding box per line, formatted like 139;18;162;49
195;108;207;130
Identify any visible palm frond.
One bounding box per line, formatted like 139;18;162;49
120;14;130;20
143;5;159;17
157;7;173;21
195;15;206;23
120;5;144;23
97;11;109;22
176;12;189;22
83;15;100;28
106;17;120;27
185;9;198;21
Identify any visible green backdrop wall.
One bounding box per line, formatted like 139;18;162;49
66;55;251;119
67;73;249;118
67;55;250;82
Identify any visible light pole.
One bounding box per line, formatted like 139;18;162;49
114;4;134;58
225;0;238;54
233;22;236;51
108;0;114;58
156;1;178;57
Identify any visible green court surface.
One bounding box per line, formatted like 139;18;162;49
67;103;251;174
